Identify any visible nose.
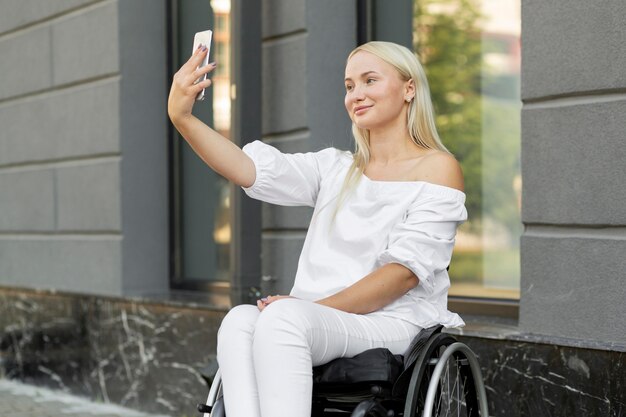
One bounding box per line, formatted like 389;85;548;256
349;84;366;103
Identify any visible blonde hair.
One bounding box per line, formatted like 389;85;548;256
332;41;448;220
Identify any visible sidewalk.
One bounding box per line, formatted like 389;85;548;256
0;379;174;417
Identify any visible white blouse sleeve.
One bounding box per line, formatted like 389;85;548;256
375;187;468;295
241;140;341;207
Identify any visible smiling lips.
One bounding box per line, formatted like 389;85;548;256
354;105;372;115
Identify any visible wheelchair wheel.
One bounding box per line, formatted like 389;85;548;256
403;334;488;417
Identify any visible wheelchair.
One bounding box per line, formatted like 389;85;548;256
197;325;488;417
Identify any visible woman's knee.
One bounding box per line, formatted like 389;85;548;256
253;299;315;347
217;304;259;348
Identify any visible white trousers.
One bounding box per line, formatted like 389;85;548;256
216;298;420;417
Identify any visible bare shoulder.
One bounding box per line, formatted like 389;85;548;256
413;150;464;192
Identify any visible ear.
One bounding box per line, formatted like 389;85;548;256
404;78;416;101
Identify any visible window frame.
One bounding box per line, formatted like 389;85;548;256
166;0;262;307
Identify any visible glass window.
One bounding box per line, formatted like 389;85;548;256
413;0;521;300
170;0;233;290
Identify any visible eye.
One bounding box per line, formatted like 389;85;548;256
345;84;354;92
366;78;376;84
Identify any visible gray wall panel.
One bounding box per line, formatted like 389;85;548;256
56;160;121;231
519;234;626;344
0;169;55;231
262;35;308;134
51;1;119;85
521;0;626;346
521;0;626;100
0;80;120;166
117;0;169;294
0;0;96;34
262;0;306;39
260;234;306;296
262;204;314;231
0;237;122;294
306;0;356;151
0;26;52;99
521;99;626;225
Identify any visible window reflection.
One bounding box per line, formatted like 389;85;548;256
413;0;521;299
211;0;232;281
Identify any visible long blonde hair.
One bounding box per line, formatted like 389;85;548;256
333;41;449;219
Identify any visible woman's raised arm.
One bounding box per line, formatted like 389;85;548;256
168;45;256;188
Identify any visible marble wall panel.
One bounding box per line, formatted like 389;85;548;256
1;288;624;417
458;335;625;417
0;288;226;417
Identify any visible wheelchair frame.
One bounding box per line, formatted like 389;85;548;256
197;327;488;417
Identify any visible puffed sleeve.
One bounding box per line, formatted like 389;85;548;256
375;187;467;296
241;140;342;207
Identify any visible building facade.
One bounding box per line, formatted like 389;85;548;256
0;0;624;416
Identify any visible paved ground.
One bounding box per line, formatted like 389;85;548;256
0;379;174;417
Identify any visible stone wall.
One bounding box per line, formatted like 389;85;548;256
0;287;225;416
0;0;170;296
519;0;626;344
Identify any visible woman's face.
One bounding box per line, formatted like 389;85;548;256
344;51;412;131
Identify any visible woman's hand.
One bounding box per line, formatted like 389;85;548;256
257;295;297;312
168;45;216;124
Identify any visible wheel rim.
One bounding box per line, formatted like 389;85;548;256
421;343;487;417
404;336;487;417
403;333;457;417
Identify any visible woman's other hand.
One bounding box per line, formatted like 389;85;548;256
168;45;216;124
257;295;296;311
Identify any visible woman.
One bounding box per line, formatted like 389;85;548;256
168;41;467;417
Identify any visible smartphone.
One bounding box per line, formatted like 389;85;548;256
192;30;213;101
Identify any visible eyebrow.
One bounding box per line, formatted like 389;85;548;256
344;70;380;82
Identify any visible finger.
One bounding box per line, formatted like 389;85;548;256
198;61;217;75
190;62;216;84
181;45;209;73
181;45;204;72
257;300;264;311
187;79;211;98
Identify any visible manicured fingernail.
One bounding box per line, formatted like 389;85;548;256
197;44;203;50
201;45;208;52
209;61;217;67
261;298;268;303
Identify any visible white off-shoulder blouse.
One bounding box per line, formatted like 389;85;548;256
242;140;466;328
